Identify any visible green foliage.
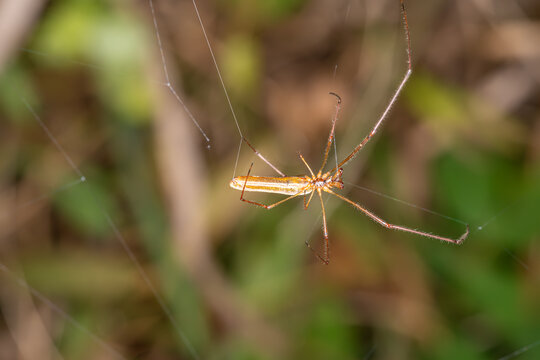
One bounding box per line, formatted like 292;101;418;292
222;35;261;98
54;174;116;238
1;0;538;359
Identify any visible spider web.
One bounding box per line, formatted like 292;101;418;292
0;0;538;359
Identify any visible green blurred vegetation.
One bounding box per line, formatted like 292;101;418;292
1;0;539;359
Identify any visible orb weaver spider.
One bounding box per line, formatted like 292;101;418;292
229;0;469;264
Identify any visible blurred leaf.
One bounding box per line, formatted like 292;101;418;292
222;35;261;99
433;151;538;245
161;258;210;355
434;153;506;230
90;15;149;69
0;65;36;121
21;250;135;301
57;310;96;360
98;71;151;125
405;72;469;127
33;0;105;62
480;175;540;245
211;339;273;360
54;173;116;237
430;250;538;345
431;335;489;360
300;298;359;360
235;208;303;312
225;0;305;23
33;0;151;123
257;0;305;20
92;15;152;124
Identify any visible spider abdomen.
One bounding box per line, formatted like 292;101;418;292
230;176;312;195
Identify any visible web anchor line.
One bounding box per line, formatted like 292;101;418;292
0;262;127;360
472;194;532;271
148;0;211;147
22;99;200;359
497;339;540;360
344;182;469;226
191;0;255;178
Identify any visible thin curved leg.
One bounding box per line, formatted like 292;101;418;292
326;189;469;244
305;189;331;265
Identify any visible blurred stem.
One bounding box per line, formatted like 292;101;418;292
148;51;286;354
0;0;46;71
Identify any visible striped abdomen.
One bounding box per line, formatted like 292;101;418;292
229;176;312;195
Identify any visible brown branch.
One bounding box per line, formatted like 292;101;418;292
147;51;287;355
0;0;47;72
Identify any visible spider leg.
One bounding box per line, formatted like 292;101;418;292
304;190;316;210
242;137;285;177
297;153;317;209
239;163;303;209
318;92;342;176
326;0;412;176
326;188;469;244
298;153;315;177
305;189;331;265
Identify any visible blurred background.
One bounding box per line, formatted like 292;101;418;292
0;0;539;359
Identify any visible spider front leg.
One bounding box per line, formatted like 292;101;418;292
325;0;413;175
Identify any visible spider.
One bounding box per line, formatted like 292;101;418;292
229;0;469;264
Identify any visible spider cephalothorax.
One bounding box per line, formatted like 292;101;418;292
309;168;344;192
